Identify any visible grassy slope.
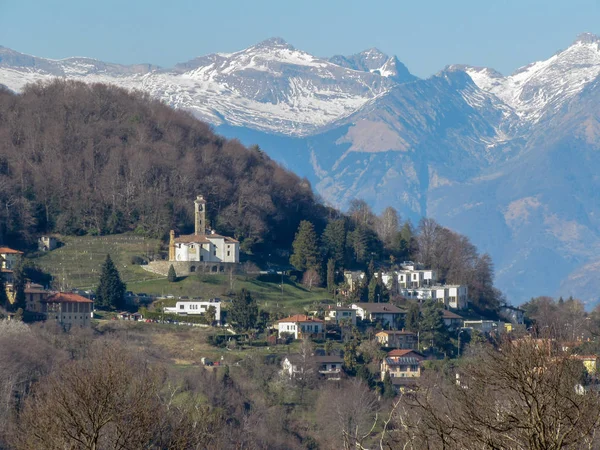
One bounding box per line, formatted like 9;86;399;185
32;234;333;314
33;234;164;289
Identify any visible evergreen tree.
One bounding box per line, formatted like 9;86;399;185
419;300;449;353
343;341;358;375
368;277;378;303
383;371;395;399
405;303;421;332
326;258;336;294
96;254;126;310
290;221;320;271
229;288;258;332
356;364;373;387
367;259;375;283
321;219;347;267
12;257;26;312
167;264;177;282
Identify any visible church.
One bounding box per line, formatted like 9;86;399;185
145;195;239;276
170;195;239;264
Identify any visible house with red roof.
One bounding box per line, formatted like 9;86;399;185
277;314;324;340
380;349;426;381
0;246;23;284
42;292;93;329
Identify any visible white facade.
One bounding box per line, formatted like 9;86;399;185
399;285;468;309
325;307;357;325
174;234;239;263
277;315;324;339
163;300;222;323
463;320;504;334
0;247;22;270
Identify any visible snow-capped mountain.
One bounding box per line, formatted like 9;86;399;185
457;33;600;124
0;38;404;136
3;34;600;306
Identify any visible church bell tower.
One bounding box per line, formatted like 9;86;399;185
194;195;206;235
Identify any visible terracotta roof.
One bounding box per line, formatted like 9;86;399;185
0;268;13;273
352;303;404;314
442;310;463;319
44;292;93;303
175;234;211;244
387;349;425;358
175;233;239;244
278;314;323;323
0;247;23;254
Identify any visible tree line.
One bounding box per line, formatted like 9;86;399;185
290;200;501;312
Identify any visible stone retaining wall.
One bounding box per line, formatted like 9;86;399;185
143;261;236;277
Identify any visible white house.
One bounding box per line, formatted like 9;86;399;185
0;246;22;283
351;303;405;328
169;195;239;265
463;320;504;335
281;354;344;380
277;314;324;339
163;299;222;324
399;284;469;310
325;306;357;325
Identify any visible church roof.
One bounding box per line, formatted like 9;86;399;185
175;232;238;244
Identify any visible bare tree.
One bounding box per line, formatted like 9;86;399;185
316;379;379;450
390;337;600;450
302;268;321;291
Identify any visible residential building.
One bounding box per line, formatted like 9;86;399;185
0;247;23;284
499;304;526;325
464;320;504;335
376;330;418;350
442;309;464;329
281;354;344;381
314;355;344;380
277;314;324;339
351;302;405;328
325;306;357;325
163;299;222;324
343;271;365;292
398;284;469;309
24;283;49;313
42;292;93;329
381;356;422;379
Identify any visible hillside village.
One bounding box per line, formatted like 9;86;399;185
3;193;597;398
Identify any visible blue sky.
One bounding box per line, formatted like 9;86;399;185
1;0;599;77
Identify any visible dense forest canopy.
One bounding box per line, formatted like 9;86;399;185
0;80;326;252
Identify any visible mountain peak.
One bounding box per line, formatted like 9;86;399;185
574;32;600;45
254;37;294;50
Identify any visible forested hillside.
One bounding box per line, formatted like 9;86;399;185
0;80;326;251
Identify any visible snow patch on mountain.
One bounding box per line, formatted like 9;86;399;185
463;34;600;123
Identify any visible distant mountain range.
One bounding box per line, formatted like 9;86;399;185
3;34;600;306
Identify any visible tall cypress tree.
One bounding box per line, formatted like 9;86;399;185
96;254;126;310
326;258;336;294
419;300;448;353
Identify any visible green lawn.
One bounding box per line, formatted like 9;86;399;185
30;233;334;315
142;273;334;315
32;234;164;290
